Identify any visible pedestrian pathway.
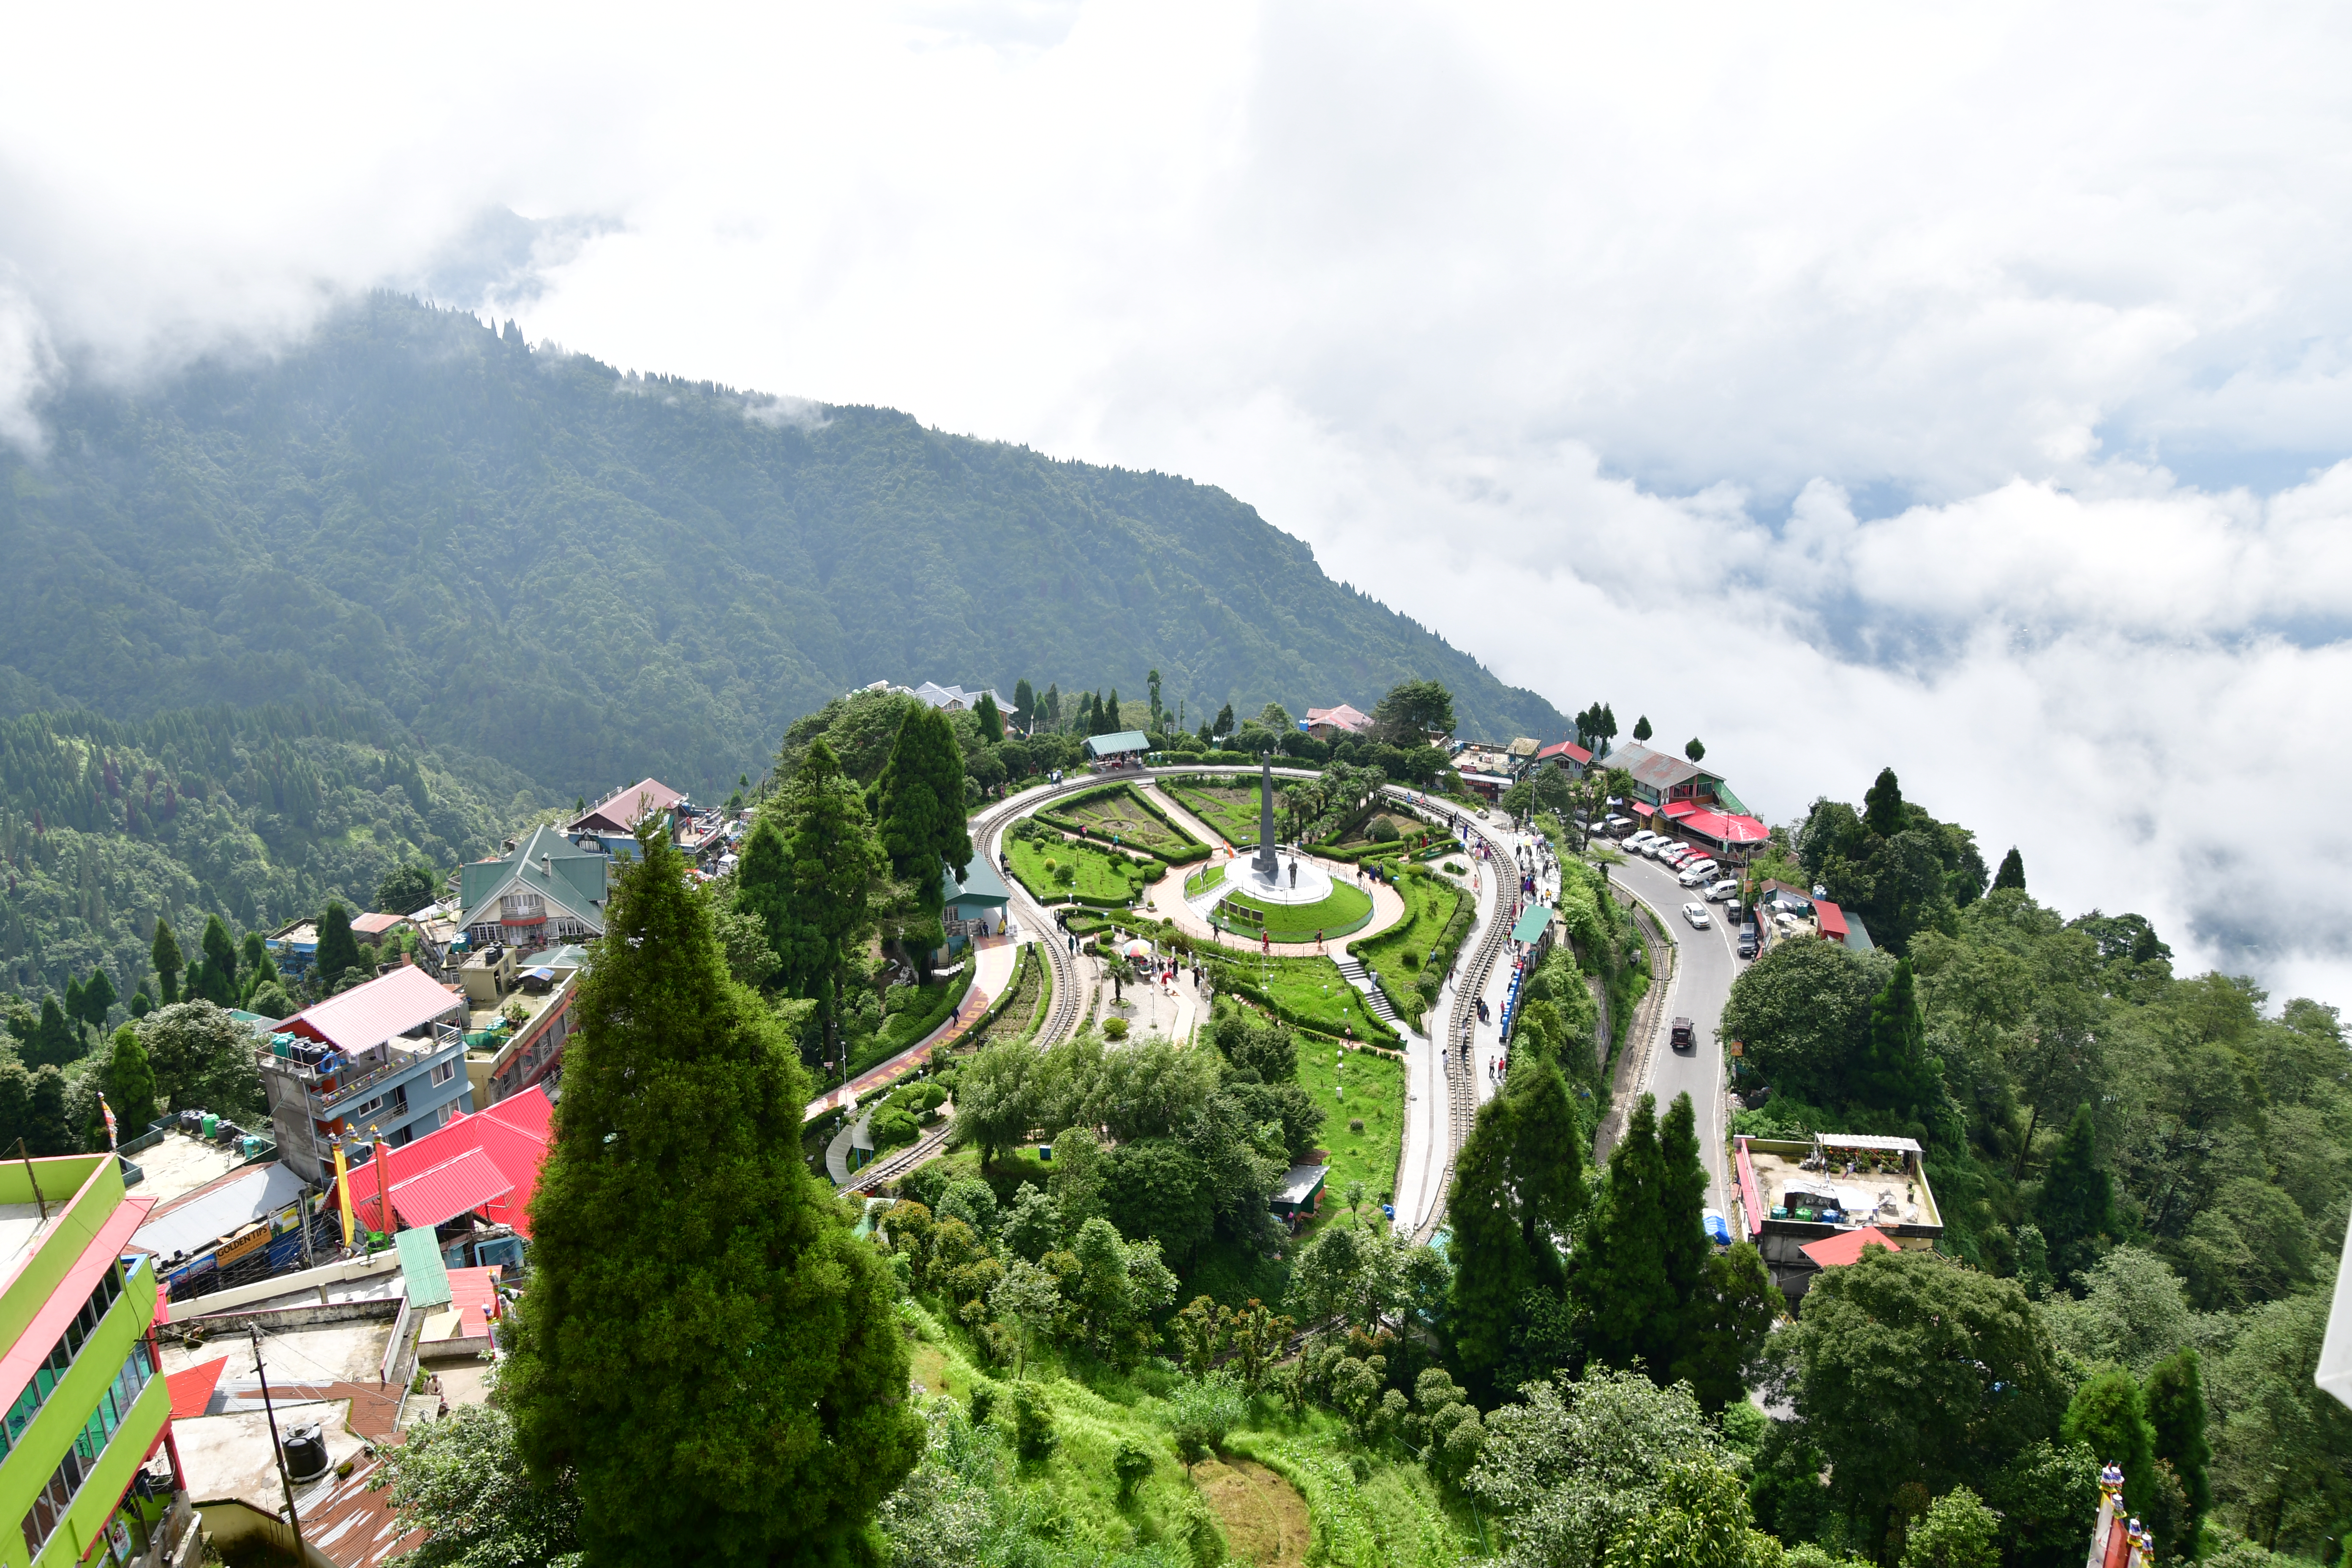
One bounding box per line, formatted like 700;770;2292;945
1333;953;1403;1027
803;934;1021;1123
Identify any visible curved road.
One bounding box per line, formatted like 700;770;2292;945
1599;846;1743;1211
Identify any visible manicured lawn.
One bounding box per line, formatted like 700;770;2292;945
1167;780;1283;847
1005;833;1152;905
1043;784;1201;858
1350;874;1461;1024
1184;861;1226;898
1295;1043;1404;1222
1216;880;1375;942
1210;952;1390;1041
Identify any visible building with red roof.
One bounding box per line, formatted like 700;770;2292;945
1536;738;1593;776
342;1086;554;1242
1797;1226;1898;1269
1303;704;1373;740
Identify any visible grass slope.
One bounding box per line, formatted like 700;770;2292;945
1007;835;1154;906
1350;876;1462;1025
1294;1045;1405;1218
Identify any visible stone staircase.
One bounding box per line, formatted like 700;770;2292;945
1335;954;1404;1027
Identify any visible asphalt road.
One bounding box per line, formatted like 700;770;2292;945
1602;845;1745;1214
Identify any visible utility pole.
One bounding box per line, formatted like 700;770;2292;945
248;1326;307;1560
13;1139;46;1223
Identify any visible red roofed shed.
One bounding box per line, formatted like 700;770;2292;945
1813;899;1850;942
1798;1226;1897;1269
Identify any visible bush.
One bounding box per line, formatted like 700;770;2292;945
1349;1117;1365;1133
1114;1439;1155;1498
1012;1382;1056;1459
1103;1018;1130;1041
1167;1372;1247;1459
1369;819;1399;843
970;1381;999;1426
1401;951;1420;970
870;1107;921;1152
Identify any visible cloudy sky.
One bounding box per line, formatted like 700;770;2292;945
3;2;2348;1006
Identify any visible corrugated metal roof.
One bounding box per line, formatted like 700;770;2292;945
1512;904;1555;944
1083;730;1152;756
133;1163;306;1262
1537;739;1592;764
346;1086;554;1240
394;1227;452;1309
168;1356;228;1420
1816;1132;1923;1153
280;966;463;1056
572;777;686;833
945;855;1013;906
481;1085;555;1144
388;1148;515;1231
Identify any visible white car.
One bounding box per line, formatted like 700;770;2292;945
1647;839;1677;858
1682;902;1711;928
1707;879;1740;902
1625;831;1658;852
1679;860;1720;886
1660;844;1695;864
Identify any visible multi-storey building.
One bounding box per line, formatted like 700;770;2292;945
0;1153;181;1567
259;966;474;1186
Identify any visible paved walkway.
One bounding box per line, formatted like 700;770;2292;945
1144;849;1408;959
803;935;1022;1122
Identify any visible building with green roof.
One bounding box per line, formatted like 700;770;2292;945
456;825;609;950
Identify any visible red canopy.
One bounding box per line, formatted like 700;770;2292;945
1799;1227;1897;1268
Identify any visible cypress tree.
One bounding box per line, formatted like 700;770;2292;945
1012;678;1036;732
733;816;793;981
1447;1095;1532;1401
2062;1369;2156;1516
200;914;239;995
1864;766;1906;838
128;988;153;1020
106;1025;156;1134
316;903;365;988
876;707;973;920
975;691;1004;745
25;1065;71;1155
504;826;920;1566
2145;1348;2211;1544
26;998;76;1069
771;740;885;1063
1572;1093;1677;1372
151;918;182;1005
1854;957;1938;1119
2037;1103;2113;1286
1658;1092;1712;1308
62;978;86;1039
79;968;117;1032
1632;715;1653;743
1994;847;2026;892
1507;1059;1587;1292
1104;688;1121;733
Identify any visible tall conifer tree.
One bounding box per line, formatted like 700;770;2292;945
2145;1348;2211;1544
200;914;239;994
1572;1093;1677;1371
505;827;920;1565
876;707;972;921
106;1025;156;1134
2039;1103;2113;1287
768;739;885;1062
316;903;365;988
151;918;183;1005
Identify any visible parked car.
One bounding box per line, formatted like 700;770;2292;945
1670;1016;1696;1051
1678;861;1720;886
1682;901;1711;928
1707;879;1739;901
1737;924;1758;958
1726;899;1746;927
1651;841;1682;860
1623;831;1655;851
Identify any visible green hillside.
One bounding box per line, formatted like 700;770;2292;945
0;294;1566;804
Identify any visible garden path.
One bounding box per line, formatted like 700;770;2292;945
802;934;1021;1122
1143;851;1407;958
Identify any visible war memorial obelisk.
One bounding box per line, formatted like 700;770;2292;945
1252;752;1281;878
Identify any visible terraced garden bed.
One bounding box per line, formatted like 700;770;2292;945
1165;779;1288;848
1036;782;1206;861
1004;831;1157;906
1206;952;1397;1044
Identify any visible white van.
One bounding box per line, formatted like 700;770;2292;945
1678;860;1720;886
1624;831;1659;852
1706;879;1739;902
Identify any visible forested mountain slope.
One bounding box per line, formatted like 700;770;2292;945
0;294;1565;801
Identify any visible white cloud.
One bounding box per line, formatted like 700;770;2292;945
0;1;2347;1005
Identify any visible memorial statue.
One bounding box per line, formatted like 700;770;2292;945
1252;751;1281;879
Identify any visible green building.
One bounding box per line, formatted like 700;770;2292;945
0;1154;176;1567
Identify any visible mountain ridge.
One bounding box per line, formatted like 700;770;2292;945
0;295;1567;799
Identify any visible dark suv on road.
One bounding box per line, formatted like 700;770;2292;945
1670;1017;1696;1053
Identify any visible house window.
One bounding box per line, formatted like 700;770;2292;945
500;891;544;921
437;1102;457;1128
430;1061;456;1088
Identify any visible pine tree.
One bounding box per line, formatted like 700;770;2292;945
1864;766;1906;838
503;827;921;1566
1043;683;1061;731
1214;702;1235;739
974;691;1004;745
1633;715;1653;743
1670;1243;1780;1413
1012;678;1036;733
1994;848;2026;892
62;978;86;1040
876;707;972;921
1572;1094;1678;1372
1104;688;1121;733
1507;1059;1587;1291
1147;669;1163;732
1853;957;1939;1119
2037;1103;2112;1286
151;917;183;1004
1684;738;1706;763
733;816;793;982
106;1025;156;1134
315;903;365;989
2144;1348;2210;1544
201;913;239;996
